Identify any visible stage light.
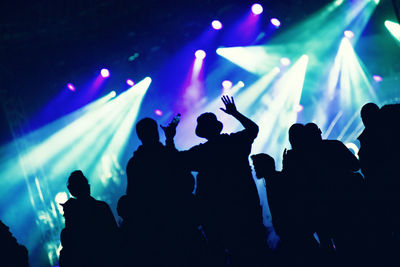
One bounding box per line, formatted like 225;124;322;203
109;91;116;98
100;68;110;78
195;50;206;59
212;20;223;30
294;104;304;112
154;109;163;116
251;3;263;15
222;80;233;89
280;57;291;66
372;75;382;82
270;18;281;27
238;81;245;88
67;83;76;92
334;0;344;6
385;20;400;43
126;79;135;86
344;30;354;38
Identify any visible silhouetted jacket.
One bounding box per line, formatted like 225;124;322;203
60;196;118;267
181;128;261;227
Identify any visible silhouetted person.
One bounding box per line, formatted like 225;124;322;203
180;96;267;267
305;122;363;267
0;220;29;267
59;170;118;267
251;153;294;267
125;117;202;266
281;123;319;267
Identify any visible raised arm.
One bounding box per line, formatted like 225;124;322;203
220;95;259;137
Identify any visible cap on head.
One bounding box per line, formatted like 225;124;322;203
195;113;223;139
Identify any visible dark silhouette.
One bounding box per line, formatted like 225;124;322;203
281;123;320;267
304;122;364;267
59;170;118;267
180;96;268;266
0;220;29;267
125;117;202;266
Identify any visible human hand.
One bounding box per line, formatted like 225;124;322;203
220;95;237;115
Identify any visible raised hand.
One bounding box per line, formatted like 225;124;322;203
161;114;180;140
220;95;237;115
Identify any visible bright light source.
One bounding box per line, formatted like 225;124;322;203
294;104;304;112
100;68;110;78
385;20;400;42
334;0;343;6
251;3;263;15
344;30;354;39
270;18;281;27
238;81;245;88
212;20;223;30
126;79;135;86
55;192;68;204
154;109;163;116
67;83;75;92
372;75;382;82
195;50;206;59
222;80;233;89
280;57;291;66
109;91;116;98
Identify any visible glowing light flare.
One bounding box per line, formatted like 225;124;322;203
372;75;382;82
294;104;304;112
251;3;263;15
154;109;163;116
270;18;281;27
109;91;116;98
238;81;245;88
126;79;135;86
211;20;223;30
195;50;206;59
334;0;343;6
67;83;75;92
344;30;354;38
100;68;110;78
216;46;282;75
385;20;400;43
222;80;233;89
280;57;291;66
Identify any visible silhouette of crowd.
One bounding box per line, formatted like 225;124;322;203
1;96;400;267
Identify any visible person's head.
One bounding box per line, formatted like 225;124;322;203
67;170;90;198
136;118;159;145
304;122;322;144
361;103;380;128
195;112;223;140
251;153;276;179
288;123;306;150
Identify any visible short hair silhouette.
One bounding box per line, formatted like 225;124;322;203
136;118;159;144
288;123;305;149
305;122;322;142
67;170;90;198
195;112;223;139
251;153;275;178
361;103;379;128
